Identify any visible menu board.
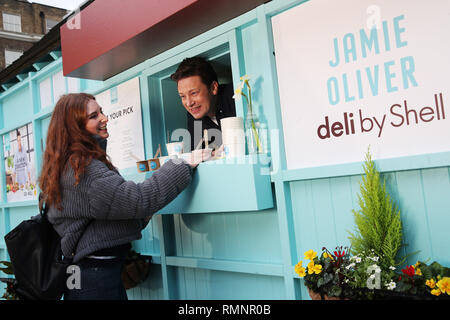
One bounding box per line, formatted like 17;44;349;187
3;123;37;202
95;77;145;169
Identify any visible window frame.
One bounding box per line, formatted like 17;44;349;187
4;49;23;67
2;12;22;32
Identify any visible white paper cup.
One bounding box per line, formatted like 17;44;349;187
220;117;244;129
166;142;184;156
223;143;245;158
222;128;245;145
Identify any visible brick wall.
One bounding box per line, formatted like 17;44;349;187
0;0;68;69
0;37;33;69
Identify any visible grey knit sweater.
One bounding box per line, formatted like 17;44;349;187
47;159;193;262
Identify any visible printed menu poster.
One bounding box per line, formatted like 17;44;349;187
95;77;145;170
3;123;38;202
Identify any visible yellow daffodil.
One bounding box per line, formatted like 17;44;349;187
426;279;436;289
431;289;441;296
304;249;317;261
415;268;422;276
295;262;306;278
437;277;450;295
313;264;323;274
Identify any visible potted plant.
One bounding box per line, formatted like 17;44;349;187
348;148;404;269
0;261;19;300
294;149;450;300
339;249;397;299
295;247;353;299
393;260;450;299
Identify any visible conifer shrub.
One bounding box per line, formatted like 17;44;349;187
348;149;403;268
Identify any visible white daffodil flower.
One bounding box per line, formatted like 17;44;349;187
233;79;246;100
240;74;250;82
233;87;243;100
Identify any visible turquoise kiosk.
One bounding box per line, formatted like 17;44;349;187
0;0;449;300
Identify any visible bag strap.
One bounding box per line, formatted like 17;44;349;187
38;193;48;217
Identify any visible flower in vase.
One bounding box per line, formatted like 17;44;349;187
232;74;262;153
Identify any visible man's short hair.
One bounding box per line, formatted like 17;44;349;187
170;56;218;87
16;129;21;137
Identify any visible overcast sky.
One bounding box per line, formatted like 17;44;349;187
28;0;87;11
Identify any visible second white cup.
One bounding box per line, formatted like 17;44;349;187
166;142;184;156
223;143;245;158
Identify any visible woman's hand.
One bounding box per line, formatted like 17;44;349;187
186;148;213;168
212;144;224;158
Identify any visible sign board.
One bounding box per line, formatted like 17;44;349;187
95;77;145;169
272;0;450;169
3;123;37;202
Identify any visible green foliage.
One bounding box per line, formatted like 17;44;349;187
0;261;19;300
348;149;403;267
298;247;352;298
7;156;13;169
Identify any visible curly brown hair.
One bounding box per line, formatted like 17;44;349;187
38;93;115;209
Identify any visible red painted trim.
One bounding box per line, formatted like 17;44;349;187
61;0;197;78
61;0;268;80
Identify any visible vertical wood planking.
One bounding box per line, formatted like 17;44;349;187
291;167;450;270
329;176;358;245
419;167;450;265
393;170;431;263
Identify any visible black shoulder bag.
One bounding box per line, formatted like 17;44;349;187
4;194;72;300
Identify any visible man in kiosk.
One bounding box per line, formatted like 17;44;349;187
171;56;236;153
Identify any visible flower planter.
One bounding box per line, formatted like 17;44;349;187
307;287;450;300
307;288;346;300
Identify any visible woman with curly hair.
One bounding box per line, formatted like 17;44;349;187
39;93;202;300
